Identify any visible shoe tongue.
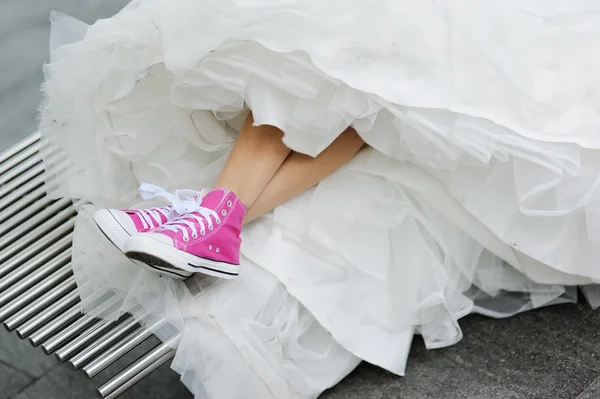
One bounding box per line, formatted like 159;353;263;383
200;188;228;209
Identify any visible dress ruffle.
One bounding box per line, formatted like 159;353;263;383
39;2;600;398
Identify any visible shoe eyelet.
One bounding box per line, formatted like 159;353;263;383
221;209;227;216
200;230;206;236
208;225;214;231
216;247;220;253
216;218;221;224
192;233;197;239
227;200;232;207
183;237;189;242
209;245;213;250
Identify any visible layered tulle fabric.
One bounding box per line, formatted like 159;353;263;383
39;1;600;398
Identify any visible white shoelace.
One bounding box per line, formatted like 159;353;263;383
133;206;171;230
160;208;221;242
135;183;207;230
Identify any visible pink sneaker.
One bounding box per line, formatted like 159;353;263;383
124;188;246;279
93;183;205;279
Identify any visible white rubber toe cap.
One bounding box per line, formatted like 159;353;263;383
92;208;136;252
106;209;138;235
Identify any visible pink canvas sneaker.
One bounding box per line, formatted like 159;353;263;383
93;183;205;279
124;188;246;279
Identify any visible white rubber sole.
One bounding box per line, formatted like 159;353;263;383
92;209;192;280
125;235;240;280
128;255;193;280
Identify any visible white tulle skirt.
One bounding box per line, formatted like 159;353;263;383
40;1;600;397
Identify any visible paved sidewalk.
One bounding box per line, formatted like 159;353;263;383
1;2;599;399
0;0;128;150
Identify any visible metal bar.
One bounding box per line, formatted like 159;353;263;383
42;315;102;355
0;163;44;199
0;235;72;292
28;303;83;347
81;318;166;377
0;217;74;274
97;336;180;399
14;290;80;338
3;274;76;331
0;184;47;223
56;316;126;363
0;197;73;252
0;145;40;178
0;155;41;187
0;175;44;214
82;325;154;378
70;316;141;370
0;262;72;322
0;133;39;165
41;296;122;354
0;186;47;230
101;350;176;399
0;251;72;309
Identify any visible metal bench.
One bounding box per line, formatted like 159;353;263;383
0;133;177;399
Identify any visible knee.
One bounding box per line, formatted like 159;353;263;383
344;126;366;147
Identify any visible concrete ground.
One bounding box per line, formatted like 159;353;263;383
1;2;600;398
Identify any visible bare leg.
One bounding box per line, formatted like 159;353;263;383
214;112;291;207
244;127;365;224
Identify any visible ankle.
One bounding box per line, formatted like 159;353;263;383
209;186;252;209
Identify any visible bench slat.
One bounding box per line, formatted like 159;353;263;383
0;134;165;398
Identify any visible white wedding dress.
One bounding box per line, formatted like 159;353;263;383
40;1;600;397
